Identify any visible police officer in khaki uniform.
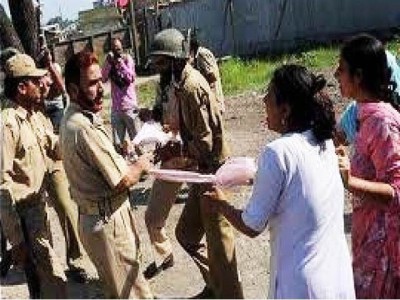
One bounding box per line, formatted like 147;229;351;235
149;28;244;299
60;50;153;298
189;35;225;114
0;47;20;277
0;53;67;298
36;58;92;282
142;59;185;279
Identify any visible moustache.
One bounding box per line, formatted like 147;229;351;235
78;88;104;110
95;89;104;101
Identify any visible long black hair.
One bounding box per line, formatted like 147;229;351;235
271;64;335;144
341;33;399;110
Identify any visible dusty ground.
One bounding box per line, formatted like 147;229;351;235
0;69;353;299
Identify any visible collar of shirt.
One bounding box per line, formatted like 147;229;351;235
14;103;29;120
69;102;104;127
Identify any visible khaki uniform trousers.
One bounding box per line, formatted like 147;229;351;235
17;199;67;298
145;179;182;264
145;159;184;265
79;200;152;299
46;160;89;270
175;183;244;299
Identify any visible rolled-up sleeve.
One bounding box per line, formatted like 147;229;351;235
242;147;285;232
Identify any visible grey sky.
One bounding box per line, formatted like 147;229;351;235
0;0;93;23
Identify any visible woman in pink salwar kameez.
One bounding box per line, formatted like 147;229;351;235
336;34;400;298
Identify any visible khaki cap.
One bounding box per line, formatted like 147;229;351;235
5;54;47;78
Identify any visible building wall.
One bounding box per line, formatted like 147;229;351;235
159;0;400;57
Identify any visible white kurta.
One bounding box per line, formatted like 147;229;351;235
242;130;355;299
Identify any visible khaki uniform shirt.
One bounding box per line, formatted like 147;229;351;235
31;110;61;171
59;103;128;210
0;102;48;245
173;64;230;171
195;47;225;114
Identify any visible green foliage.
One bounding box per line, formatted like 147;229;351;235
138;81;157;108
220;46;338;96
220;58;277;95
387;38;400;56
289;47;338;69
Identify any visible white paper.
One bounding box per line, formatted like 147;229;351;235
133;121;171;146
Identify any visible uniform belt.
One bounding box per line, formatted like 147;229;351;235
79;191;129;216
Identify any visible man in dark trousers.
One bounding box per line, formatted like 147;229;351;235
148;28;244;299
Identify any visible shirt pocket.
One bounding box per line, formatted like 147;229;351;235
19;132;41;166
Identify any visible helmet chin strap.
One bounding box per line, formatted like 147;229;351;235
171;59;187;83
171;60;175;82
171;60;181;83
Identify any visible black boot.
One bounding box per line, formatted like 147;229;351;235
0;249;12;277
143;253;174;280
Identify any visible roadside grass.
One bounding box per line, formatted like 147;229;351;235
137;81;158;107
220;46;338;96
220;58;278;96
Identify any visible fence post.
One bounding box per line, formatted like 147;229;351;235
143;7;149;60
88;36;94;51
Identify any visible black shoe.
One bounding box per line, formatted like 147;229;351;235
143;254;174;280
0;249;12;277
65;268;90;283
190;286;215;299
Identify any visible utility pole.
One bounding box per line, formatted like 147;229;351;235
36;0;42;36
129;0;140;66
155;0;161;31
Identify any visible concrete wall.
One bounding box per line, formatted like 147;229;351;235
159;0;400;57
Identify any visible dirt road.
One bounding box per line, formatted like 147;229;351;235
0;69;352;299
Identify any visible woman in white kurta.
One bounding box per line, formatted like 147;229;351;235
205;64;355;299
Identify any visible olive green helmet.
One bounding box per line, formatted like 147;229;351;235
150;28;189;59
